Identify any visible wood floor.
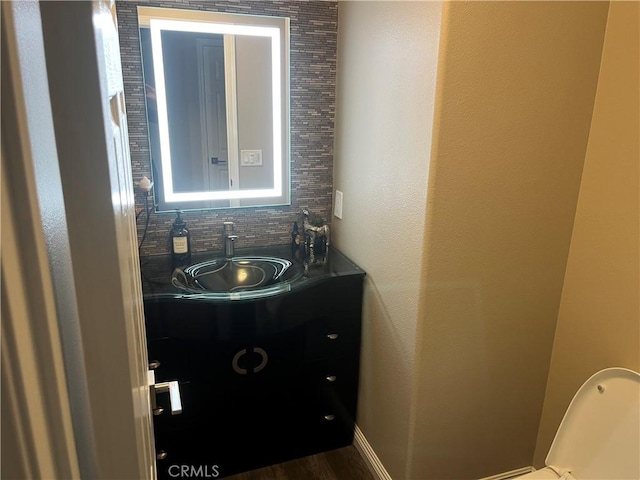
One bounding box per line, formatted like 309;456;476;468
224;446;375;480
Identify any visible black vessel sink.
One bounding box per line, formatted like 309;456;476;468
172;256;302;295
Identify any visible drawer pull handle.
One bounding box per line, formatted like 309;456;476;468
324;414;335;421
327;333;339;340
156;450;167;460
148;360;161;370
326;375;337;382
153;407;165;416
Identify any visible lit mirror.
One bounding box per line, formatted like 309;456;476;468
137;7;290;211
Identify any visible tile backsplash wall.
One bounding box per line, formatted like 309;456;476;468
116;0;337;257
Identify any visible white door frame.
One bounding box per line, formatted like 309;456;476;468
2;1;155;478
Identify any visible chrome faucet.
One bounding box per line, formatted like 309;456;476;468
223;222;238;257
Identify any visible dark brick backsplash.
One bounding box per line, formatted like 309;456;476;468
116;0;337;257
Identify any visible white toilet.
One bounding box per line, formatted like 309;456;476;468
516;367;639;480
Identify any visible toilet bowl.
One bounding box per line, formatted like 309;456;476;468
516;367;639;480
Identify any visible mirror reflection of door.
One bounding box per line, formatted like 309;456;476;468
197;36;234;209
198;38;228;192
141;29;235;209
163;31;232;208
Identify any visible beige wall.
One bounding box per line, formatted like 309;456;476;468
409;2;608;478
333;2;443;478
533;1;640;467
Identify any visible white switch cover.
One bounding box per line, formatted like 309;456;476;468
334;190;344;219
240;150;263;167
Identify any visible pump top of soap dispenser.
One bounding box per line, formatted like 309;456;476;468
173;211;186;229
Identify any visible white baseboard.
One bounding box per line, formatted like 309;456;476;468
478;466;535;480
353;426;532;480
353;424;393;480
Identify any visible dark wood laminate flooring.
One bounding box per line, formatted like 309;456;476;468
224;446;375;480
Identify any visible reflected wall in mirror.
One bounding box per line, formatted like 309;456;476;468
138;7;290;211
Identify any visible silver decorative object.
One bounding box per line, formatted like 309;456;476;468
302;208;330;265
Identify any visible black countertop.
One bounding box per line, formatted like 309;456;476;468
140;244;365;302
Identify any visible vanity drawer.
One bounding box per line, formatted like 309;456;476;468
236;386;355;468
293;388;356;454
301;361;358;421
303;312;361;360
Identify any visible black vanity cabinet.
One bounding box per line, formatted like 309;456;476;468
143;250;364;479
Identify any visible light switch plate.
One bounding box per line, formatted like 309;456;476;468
334;190;344;219
240;150;263;166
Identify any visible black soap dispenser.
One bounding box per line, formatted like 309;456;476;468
170;211;191;268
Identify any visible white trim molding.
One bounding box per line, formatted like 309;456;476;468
353;424;533;480
478;467;535;480
353;425;393;480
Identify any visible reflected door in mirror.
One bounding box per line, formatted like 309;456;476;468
199;39;230;194
142;29;231;209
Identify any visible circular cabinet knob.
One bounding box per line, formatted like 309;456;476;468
156;450;167;460
326;333;339;340
148;360;161;370
324;414;335;421
326;375;337;382
153;407;165;416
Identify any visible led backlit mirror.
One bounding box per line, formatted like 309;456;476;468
138;7;290;210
